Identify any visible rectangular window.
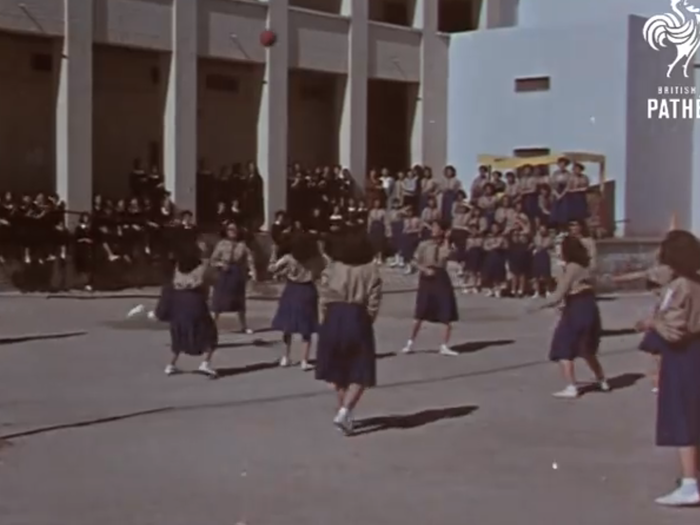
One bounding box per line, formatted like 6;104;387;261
513;148;551;158
30;53;53;72
514;76;550;92
205;74;239;93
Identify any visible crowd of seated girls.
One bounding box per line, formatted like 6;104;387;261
0;186;199;292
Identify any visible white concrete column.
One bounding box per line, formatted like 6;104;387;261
340;0;368;190
411;0;448;171
257;0;289;230
163;0;198;214
56;0;93;215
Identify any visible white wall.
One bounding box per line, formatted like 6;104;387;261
517;0;680;27
448;22;629;224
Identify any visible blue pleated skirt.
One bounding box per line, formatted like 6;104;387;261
566;192;589;221
549;191;568;226
522;193;539;220
531;248;552;279
156;285;218;355
400;232;420;261
656;335;700;446
315;302;376;388
481;249;507;283
508;244;531;276
464;247;484;273
271;281;319;339
414;267;459;323
549;291;601;361
638;329;664;355
450;229;468;262
211;263;247;313
368;220;385;253
419;193;431;213
441;189;458;223
389;221;404;252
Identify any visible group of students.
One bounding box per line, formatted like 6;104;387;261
144;208;700;508
0;187;200;291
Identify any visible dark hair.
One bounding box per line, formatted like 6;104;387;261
327;232;374;266
658;230;700;278
289;232;319;264
175;243;202;274
560;236;590;267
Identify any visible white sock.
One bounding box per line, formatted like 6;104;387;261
406;339;413;347
337;407;349;418
680;478;698;489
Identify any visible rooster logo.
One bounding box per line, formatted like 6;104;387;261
643;0;700;78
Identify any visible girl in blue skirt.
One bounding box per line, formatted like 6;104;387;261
387;199;404;267
401;208;421;274
531;223;553;297
315;232;383;435
481;223;507;297
507;230;532;297
450;200;470;277
528;235;610;398
155;244;219;378
566;163;590;222
440;165;462;224
420;197;441;240
463;226;484;293
210;222;258;334
270;233;324;371
401;221;459;356
634;230;700;506
477;183;499;227
367;199;387;264
549;158;571;229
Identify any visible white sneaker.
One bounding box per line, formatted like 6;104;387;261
300;360;313;371
127;304;146;318
439;345;459;356
552;385;579;399
198;361;218;378
243;328;254;335
655;483;700;506
333;408;354;436
599;380;612;392
164;364;180;376
279;356;290;367
147;310;156;321
401;342;413;354
652;386;659;394
403;267;412;275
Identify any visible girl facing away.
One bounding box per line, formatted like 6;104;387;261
155;243;219;378
314;232;383;436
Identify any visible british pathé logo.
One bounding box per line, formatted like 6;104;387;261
643;0;700;118
643;0;700;78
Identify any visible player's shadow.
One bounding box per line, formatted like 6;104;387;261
352;405;478;436
601;328;637;338
0;331;87;346
579;372;645;395
215;360;281;378
216;339;276;349
451;339;514;354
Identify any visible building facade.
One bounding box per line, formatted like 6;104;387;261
0;0;453;227
448;0;700;237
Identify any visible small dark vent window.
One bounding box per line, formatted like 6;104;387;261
513;148;551;158
515;76;550;92
205;74;239;92
150;66;160;85
30;53;53;72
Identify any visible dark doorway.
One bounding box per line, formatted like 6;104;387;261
367;79;411;172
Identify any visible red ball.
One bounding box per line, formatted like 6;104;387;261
260;30;276;47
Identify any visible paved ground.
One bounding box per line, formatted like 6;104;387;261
0;268;695;525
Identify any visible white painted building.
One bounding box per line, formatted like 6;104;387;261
0;0;459;227
448;0;700;236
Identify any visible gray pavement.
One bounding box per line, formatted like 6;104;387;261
0;269;695;525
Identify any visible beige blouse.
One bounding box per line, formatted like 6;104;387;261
269;254;325;283
319;261;382;319
414;239;452;270
651;276;700;343
539;262;593;308
210;239;255;272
